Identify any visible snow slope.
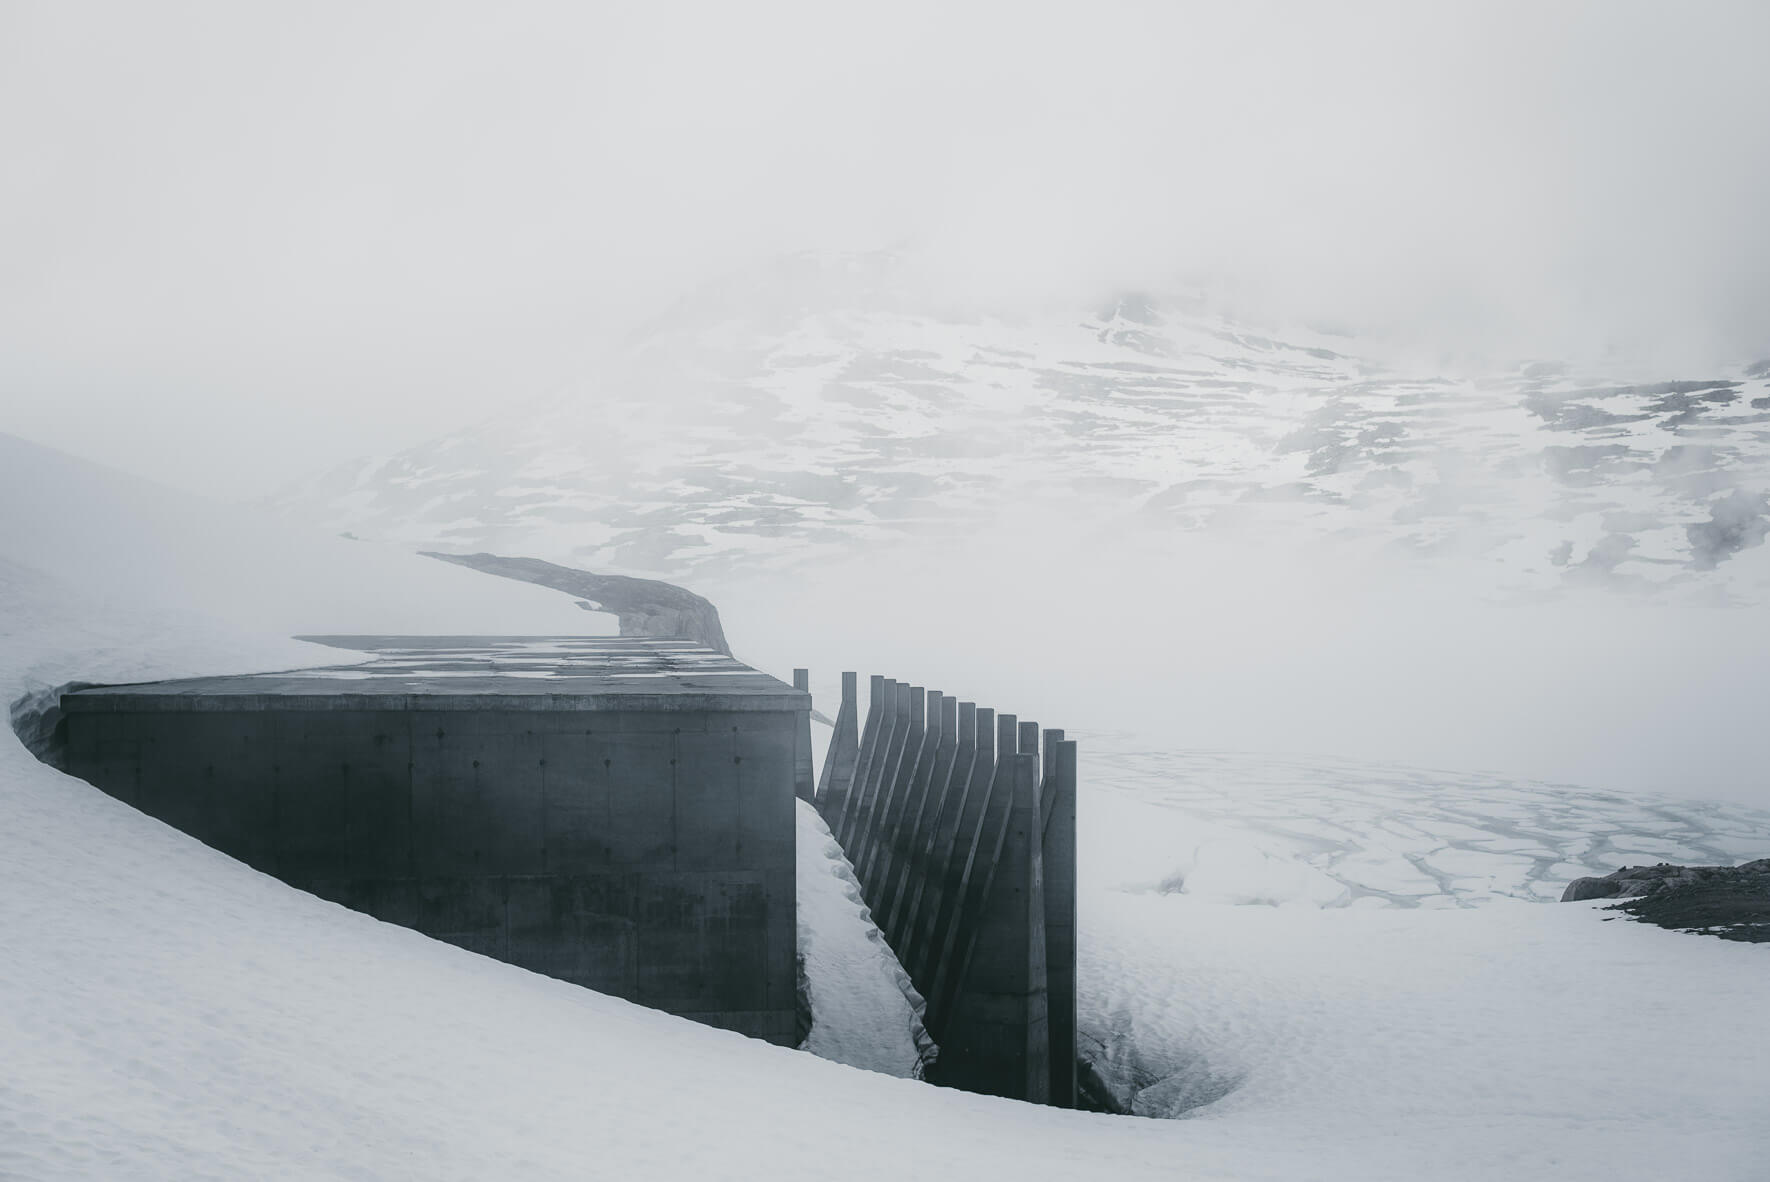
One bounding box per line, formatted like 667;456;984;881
6;434;1770;1180
1076;741;1770;1137
0;433;615;652
794;800;934;1078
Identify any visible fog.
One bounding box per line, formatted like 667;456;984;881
3;3;1768;807
715;506;1770;809
4;1;1770;495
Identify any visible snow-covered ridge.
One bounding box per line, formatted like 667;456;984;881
272;252;1770;602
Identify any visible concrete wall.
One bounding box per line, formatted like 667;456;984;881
815;675;1078;1105
64;704;799;1045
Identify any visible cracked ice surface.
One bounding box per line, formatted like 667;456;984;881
1078;738;1770;909
1073;737;1770;1122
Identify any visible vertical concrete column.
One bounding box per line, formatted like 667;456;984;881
906;700;979;992
814;671;860;815
792;669;815;803
934;745;1050;1103
832;675;886;842
838;677;896;853
1043;737;1078;1108
888;692;960;953
881;690;946;944
1039;728;1064;834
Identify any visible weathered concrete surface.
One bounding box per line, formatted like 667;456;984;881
883;693;958;950
903;701;979;989
63;637;806;1044
931;747;1050;1103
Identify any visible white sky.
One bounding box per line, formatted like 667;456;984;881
3;0;1769;496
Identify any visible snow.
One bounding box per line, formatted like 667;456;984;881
794;801;934;1078
1080;742;1770;907
0;434;615;647
1082;893;1770;1180
270;253;1770;609
5;431;1770;1180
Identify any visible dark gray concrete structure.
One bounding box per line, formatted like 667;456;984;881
815;673;1078;1105
62;637;806;1045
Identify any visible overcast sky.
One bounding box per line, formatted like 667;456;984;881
4;0;1769;497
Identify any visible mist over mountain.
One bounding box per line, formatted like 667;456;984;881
273;250;1770;605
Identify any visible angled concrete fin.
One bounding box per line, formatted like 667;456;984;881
887;692;960;952
879;691;946;940
855;683;918;894
904;700;979;992
813;672;1076;1107
838;677;895;853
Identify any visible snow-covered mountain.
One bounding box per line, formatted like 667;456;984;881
273;250;1770;601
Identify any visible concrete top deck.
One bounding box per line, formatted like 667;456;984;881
64;636;809;713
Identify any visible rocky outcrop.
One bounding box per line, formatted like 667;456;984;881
1563;859;1770;943
1561;859;1770;901
423;551;730;654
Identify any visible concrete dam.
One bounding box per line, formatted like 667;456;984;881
58;639;1079;1106
61;637;805;1045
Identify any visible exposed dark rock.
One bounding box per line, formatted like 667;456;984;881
794;951;814;1049
1540;443;1641;485
423;551;731;654
1523;392;1651;432
1686;489;1770;571
1562;858;1770;900
1075;1055;1131;1115
1562;859;1770;942
1563;875;1628;902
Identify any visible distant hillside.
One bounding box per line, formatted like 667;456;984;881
272;250;1770;602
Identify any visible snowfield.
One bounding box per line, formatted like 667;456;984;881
1081;743;1770;909
5;432;1769;1180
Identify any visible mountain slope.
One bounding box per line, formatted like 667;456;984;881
273;252;1770;602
